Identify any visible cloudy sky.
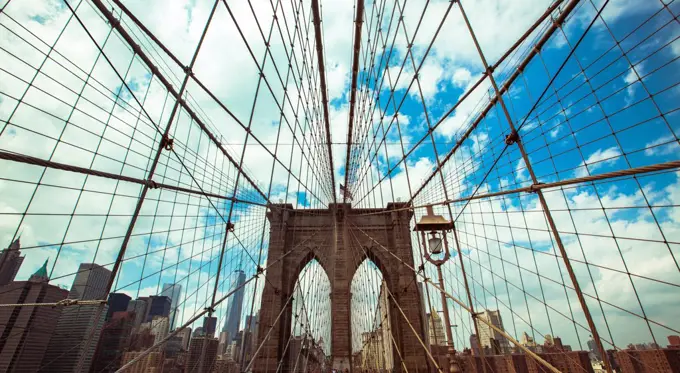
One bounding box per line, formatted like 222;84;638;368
0;0;679;363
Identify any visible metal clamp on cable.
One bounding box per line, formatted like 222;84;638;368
227;221;235;232
147;179;159;189
160;135;174;151
56;299;79;307
504;131;519;145
528;183;544;193
204;306;216;314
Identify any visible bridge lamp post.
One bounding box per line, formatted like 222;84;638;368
415;205;462;373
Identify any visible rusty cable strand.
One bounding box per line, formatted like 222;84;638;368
0;150;269;207
0;299;107;308
355;160;680;216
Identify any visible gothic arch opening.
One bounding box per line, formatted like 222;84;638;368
350;258;394;371
286;256;331;371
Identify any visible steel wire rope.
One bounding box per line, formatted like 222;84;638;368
217;0;334;205
351;0;577;205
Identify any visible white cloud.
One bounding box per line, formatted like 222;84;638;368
436;73;491;139
576;146;622;177
644;135;680;157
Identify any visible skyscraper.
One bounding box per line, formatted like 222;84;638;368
187;336;219;373
90;311;136;373
203;316;217;338
150;316;170;346
161;283;182;330
428;309;446;346
106;292;131;321
588;337;602;361
145;295;171;322
378;280;393;369
127;297;149;328
67;263;111;300
41;263;112;372
0;238;24;286
476;309;510;354
222;270;246;343
0;259;68;372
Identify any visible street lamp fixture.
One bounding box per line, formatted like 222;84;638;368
414;205;462;373
415;205;453;264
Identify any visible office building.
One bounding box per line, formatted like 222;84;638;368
161;283;182;330
360;330;389;369
461;351;594;373
470;334;481;356
218;331;230;356
417;282;429;340
145;295;171;322
224;341;240;362
120;350;164;373
668;335;680;349
203;316;217;338
128;327;155;352
611;348;680;372
165;333;186;358
247;312;259;359
378;280;393;369
222;270;246;343
428;309;446;346
67;263;111;300
476;309;510;353
0;238;24;286
90;311;136;373
179;327;192;350
127;297;149;328
0;259;68;372
151;316;170;346
41;263;111;372
106;292;131;321
187;337;219;373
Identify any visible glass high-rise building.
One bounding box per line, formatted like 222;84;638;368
222;270;246;343
161;283;182;330
42;263;112;372
145;295;171;322
106;293;131;321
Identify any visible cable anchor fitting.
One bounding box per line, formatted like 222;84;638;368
56;299;78;307
226;221;235;232
528;183;544;193
504;131;519;145
160;135;174;151
147;180;159;189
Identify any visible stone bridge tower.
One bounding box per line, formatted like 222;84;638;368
254;203;430;372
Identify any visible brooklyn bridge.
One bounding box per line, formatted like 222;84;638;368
0;0;678;372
